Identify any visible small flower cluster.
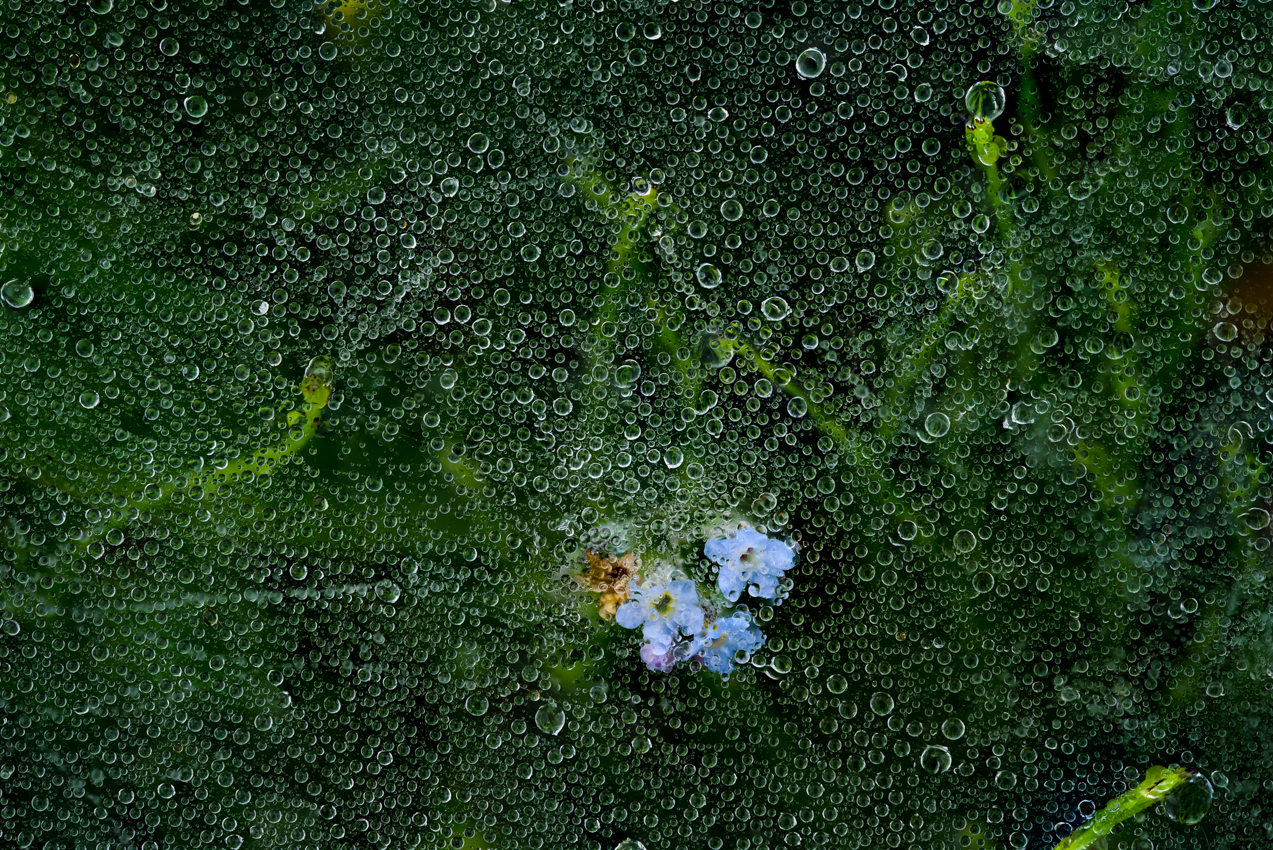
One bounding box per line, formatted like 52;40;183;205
588;525;797;678
704;526;797;603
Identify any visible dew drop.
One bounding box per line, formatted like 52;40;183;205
696;263;722;289
964;81;1006;122
795;47;826;79
183;95;208;119
761;297;790;321
1;279;34;309
925;412;950;438
1164;774;1213;825
919;745;952;774
535;703;566;735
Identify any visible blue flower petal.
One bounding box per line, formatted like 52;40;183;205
615;600;644;629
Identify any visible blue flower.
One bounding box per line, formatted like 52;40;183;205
704;527;797;602
688;613;765;675
615;579;705;653
639;642;677;672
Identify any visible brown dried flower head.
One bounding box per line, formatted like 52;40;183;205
575;550;638;620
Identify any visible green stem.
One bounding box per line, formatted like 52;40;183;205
1053;766;1190;850
70;359;334;560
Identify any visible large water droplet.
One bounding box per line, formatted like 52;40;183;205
761;297;790;321
535;703;565;735
919;745;952;774
1;279;34;309
1163;773;1213;825
964;81;1006;122
795;47;826;79
183;95;208;119
696;263;722;289
869;692;894;716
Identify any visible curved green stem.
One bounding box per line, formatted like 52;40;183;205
1053;766;1190;850
70;359;334;560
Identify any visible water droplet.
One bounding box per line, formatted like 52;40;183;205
615;840;647;850
827;675;847;694
696;263;722;289
159;37;180;57
720;199;743;221
919;745;952;774
855;249;876;272
795;47;826;79
1164;774;1213;825
964;81;1006;122
1226;103;1248;129
467;133;490;154
869;692;894;716
183;95;208;119
925;412;950;438
535;703;565;735
761;297;790;321
953;529;978;554
941;718;966;740
375;579;401;603
1;279;34;309
465;695;488;716
79;391;100;409
441;177;459;197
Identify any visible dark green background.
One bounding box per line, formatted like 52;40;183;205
1;0;1271;848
